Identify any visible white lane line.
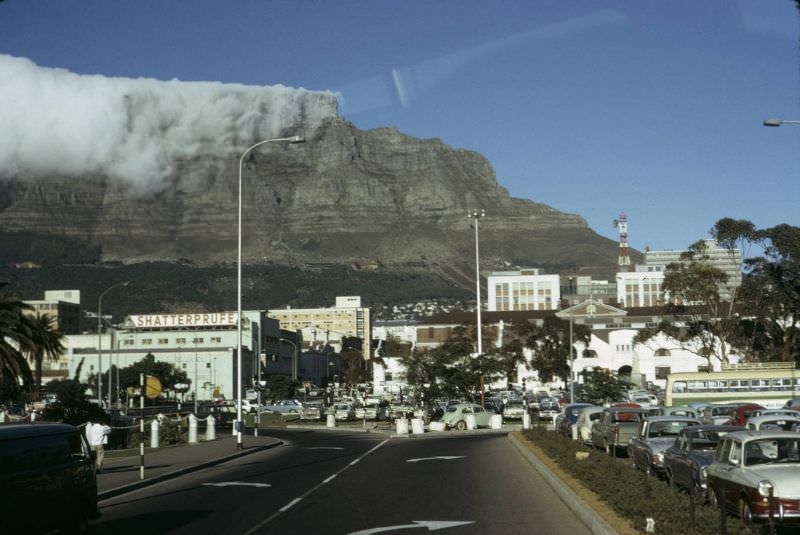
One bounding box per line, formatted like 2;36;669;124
323;474;337;484
203;482;272;488
243;439;389;535
349;458;360;466
280;498;302;512
304;446;344;450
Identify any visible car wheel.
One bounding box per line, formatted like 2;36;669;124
455;420;466;431
739;498;753;527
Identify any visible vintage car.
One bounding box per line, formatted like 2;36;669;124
555;403;593;437
263;399;304;415
537;397;561;421
750;409;800;420
576;406;604;445
387;402;415;420
440;403;493;430
723;403;767;426
300;401;325;421
355;399;387;421
647;406;699;418
591;407;648;456
333;403;355;421
628;416;702;475
502;400;526;421
701;403;745;425
663;424;741;494
746;415;800;432
707;430;800;526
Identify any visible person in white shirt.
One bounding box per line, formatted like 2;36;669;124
87;421;112;472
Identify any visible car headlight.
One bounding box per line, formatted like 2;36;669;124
699;466;708;482
653;453;664;466
758;480;774;498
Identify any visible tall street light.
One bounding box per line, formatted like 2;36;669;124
467;208;486;407
763;118;800;127
279;338;298;381
97;281;129;406
236;135;304;450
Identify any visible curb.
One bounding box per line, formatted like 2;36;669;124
98;439;283;500
508;433;618;535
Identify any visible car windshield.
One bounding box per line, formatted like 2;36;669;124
745;438;800;465
647;421;694;438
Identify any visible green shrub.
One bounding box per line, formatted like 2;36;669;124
521;429;755;535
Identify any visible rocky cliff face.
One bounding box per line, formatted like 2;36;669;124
0;118;621;278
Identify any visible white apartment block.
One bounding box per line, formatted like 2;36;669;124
487;269;560;311
615;270;664;308
268;296;371;359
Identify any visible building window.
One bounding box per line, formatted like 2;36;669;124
655;366;671;380
176;337;187;344
385;372;393;382
158;338;169;345
206;363;211;368
142;339;152;345
123;339;134;346
182;363;187;369
193;337;204;344
211;337;221;343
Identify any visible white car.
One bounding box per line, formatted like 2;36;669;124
746;415;800;432
575;406;604;445
440;403;493;430
707;431;800;527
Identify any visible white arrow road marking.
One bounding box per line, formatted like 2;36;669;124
202;482;272;488
304;446;345;450
348;520;475;535
405;456;465;463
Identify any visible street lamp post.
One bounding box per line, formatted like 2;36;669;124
279;338;298;381
763;118;800;127
467;208;486;407
236;135;304;450
97;281;129;406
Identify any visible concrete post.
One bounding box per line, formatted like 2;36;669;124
326;414;336;428
522;412;531;430
188;414;198;444
490;414;503;429
396;418;409;434
411;418;424;434
465;414;477;430
150;419;159;449
205;415;216;441
0;409;6;423
232;419;238;436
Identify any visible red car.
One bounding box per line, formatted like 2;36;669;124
723;403;765;426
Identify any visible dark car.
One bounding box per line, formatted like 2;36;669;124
0;423;98;533
556;403;593;437
663;424;742;495
722;403;766;426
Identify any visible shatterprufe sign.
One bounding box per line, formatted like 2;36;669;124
127;312;239;328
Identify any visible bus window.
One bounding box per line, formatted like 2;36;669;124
687;381;707;391
672;381;686;393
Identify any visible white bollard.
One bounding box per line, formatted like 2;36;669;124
0;409;5;423
188;414;198;444
396;418;409;434
205;415;216;441
326;414;336;428
411;418;425;434
150;419;160;449
465;414;477;430
429;421;446;432
490;414;503;430
522;412;531;430
232;419;239;436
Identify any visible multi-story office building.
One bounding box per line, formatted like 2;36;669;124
23;289;82;334
268;296;372;359
487;270;560;312
616;270;664;308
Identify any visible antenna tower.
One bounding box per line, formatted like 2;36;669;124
613;213;630;272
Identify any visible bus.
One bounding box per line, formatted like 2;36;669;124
665;363;799;408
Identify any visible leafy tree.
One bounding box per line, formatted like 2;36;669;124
736;224;800;363
339;349;367;385
42;377;107;425
262;374;300;401
0;283;34;388
22;312;65;400
576;367;633;405
103;353;189;398
514;317;590;384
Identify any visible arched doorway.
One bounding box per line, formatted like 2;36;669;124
618;365;632;379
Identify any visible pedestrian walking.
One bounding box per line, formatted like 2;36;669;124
88;420;112;472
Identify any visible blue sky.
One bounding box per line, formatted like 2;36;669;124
1;0;798;252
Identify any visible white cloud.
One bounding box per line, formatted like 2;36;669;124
0;54;337;190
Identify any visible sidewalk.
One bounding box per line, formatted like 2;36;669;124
97;434;282;500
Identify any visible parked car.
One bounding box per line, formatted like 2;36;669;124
707;430;800;527
264;399;304;414
355;399;387;421
0;423;98;533
556;403;593;437
591;407;648;456
700;403;753;425
749;408;800;419
502;400;526;422
537;397;561;421
388;401;415;420
648;406;699;418
746;415;800;432
333;403;355;421
721;403;766;426
663;424;742;495
441;403;493;430
628;416;702;475
300;401;325;421
576;406;604;445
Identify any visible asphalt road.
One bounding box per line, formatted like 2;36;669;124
92;430;590;535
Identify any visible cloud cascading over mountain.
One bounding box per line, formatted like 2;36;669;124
0;54;337;190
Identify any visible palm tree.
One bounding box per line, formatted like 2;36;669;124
23;312;65;400
0;283;34;388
